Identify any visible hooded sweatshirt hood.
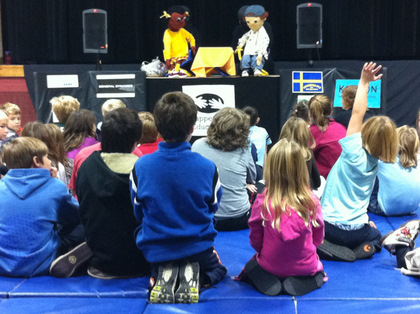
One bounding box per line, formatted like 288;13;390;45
4;168;52;199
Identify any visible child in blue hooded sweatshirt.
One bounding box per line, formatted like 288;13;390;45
0;137;82;277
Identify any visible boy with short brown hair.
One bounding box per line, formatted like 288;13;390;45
0;137;82;277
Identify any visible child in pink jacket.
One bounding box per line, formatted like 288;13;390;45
236;138;326;296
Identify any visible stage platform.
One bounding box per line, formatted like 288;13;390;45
1;208;419;313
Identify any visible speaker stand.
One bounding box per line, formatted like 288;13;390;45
307;49;314;68
96;53;102;71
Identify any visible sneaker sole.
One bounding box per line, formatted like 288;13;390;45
317;240;356;262
243;259;282;296
283;272;325;296
175;261;200;304
150;263;178;304
380;220;420;252
50;242;92;278
353;242;376;260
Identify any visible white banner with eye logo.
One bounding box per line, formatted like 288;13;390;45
182;85;235;137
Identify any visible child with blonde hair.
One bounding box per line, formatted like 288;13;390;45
309;95;347;178
368;126;420;216
137;111;162;155
0;110;9;153
280;116;320;191
96;99;126;140
1;102;22;139
50;95;80;129
319;62;399;262
236;139;326;296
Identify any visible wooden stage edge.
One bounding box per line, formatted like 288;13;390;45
0;65;25;77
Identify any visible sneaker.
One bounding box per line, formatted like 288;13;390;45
254;69;262;76
353;241;376;260
175;261;200;303
50;242;92;278
150;262;179;304
241;70;249;77
380;220;420;254
87;266;133;280
317;240;356;262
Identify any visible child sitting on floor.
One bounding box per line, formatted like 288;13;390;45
243;106;272;181
0;137;82;277
236;138;326;296
1;102;22;141
192;108;256;231
96;99;126;141
368;126;420;216
0;110;9;153
52;108;149;279
309;95;347;178
318;62;399;262
50;95;80;130
130;92;226;304
137;111;162;155
63;109;98;160
279;116;321;191
22;122;70;187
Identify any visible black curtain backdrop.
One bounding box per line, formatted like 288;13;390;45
2;0;420;64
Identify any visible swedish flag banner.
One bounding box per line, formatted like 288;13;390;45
292;71;323;93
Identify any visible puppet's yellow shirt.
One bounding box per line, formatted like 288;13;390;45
163;28;195;60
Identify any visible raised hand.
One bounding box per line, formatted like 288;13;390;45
360;62;382;83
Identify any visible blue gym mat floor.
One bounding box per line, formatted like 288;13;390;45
1;208;420;314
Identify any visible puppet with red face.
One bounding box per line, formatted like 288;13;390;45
161;6;196;77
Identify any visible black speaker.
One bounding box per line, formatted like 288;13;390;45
83;9;108;53
296;3;322;49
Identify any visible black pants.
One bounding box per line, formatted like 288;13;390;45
215;210;251;231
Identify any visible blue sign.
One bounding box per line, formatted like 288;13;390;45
333;79;381;109
292;71;323;93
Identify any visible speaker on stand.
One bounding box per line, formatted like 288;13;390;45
83;9;108;70
296;3;322;67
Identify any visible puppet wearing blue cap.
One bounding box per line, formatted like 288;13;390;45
235;5;269;76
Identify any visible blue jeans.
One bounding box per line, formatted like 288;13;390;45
241;55;265;71
324;221;382;251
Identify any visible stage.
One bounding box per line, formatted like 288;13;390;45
1;60;419;142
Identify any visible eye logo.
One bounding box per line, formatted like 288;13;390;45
195;93;225;113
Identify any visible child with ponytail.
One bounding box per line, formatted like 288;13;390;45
236;139;326;296
280;116;321;191
309;95;347;178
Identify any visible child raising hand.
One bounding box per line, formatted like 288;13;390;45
318;62;398;262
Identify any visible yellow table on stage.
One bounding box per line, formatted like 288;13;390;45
191;47;236;77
